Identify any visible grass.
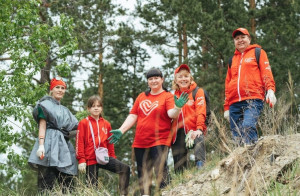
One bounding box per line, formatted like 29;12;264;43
2;78;299;195
267;159;300;196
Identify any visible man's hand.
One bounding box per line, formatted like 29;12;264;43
266;89;276;108
185;131;194;149
108;129;123;144
36;145;45;160
174;92;189;109
224;110;229;121
78;163;86;173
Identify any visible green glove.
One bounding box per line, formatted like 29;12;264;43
108;129;123;144
174;92;189;108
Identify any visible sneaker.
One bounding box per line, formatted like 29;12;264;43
196;161;204;169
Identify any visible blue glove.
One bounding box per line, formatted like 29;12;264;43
174;92;189;108
108;129;123;144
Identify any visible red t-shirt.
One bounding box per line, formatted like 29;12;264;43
130;91;175;148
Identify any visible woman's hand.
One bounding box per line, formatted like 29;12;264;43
36;145;45;160
174;92;189;108
191;129;203;140
108;129;123;144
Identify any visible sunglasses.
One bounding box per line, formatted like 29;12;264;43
55;76;67;82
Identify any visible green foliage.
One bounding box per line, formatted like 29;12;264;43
0;0;299;194
55;62;72;77
0;0;77;191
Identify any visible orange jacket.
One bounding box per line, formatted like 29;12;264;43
171;82;207;143
76;116;116;166
224;44;276;111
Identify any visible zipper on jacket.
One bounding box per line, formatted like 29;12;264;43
237;53;244;101
96;120;101;146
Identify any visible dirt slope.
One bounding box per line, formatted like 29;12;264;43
162;134;300;196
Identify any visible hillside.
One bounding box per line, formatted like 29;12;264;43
162;134;300;195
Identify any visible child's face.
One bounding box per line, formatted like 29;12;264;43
88;100;102;118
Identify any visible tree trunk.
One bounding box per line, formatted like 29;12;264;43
183;23;188;62
40;57;51;84
98;38;104;100
178;21;183;65
249;0;256;41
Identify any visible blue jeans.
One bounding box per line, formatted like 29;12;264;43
229;99;264;145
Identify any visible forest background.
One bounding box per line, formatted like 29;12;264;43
0;0;299;195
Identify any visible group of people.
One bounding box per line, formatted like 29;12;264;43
28;27;277;195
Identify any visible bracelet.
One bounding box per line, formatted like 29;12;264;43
39;137;44;140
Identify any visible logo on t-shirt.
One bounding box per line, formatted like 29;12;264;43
140;100;159;116
102;127;107;134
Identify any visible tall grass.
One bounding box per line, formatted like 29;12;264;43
3;78;299;195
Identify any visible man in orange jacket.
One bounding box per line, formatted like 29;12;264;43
224;27;277;145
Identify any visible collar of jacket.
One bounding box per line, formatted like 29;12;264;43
39;95;60;105
88;115;104;122
175;81;197;96
234;44;261;55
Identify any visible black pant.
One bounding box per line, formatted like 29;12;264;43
86;157;130;195
171;128;206;174
38;165;74;194
134;145;170;195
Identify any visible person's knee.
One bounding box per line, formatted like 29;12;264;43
242;120;256;130
125;165;130;174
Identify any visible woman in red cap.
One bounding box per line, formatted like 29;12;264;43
28;76;78;194
224;27;276;145
171;64;208;173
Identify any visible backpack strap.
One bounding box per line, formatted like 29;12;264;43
228;56;233;68
228;47;261;68
192;86;199;101
255;47;261;69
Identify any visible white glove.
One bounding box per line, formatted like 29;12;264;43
36;145;45;160
191;129;203;140
224;110;229;121
266;89;276;108
78;163;86;173
185;131;194;148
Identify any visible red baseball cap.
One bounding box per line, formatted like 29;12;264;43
174;64;190;76
232;28;250;38
50;77;67;90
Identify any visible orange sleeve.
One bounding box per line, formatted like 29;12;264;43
258;49;276;92
76;120;86;164
195;88;207;133
224;65;231;111
106;122;116;158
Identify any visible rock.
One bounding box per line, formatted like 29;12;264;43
162;134;300;196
